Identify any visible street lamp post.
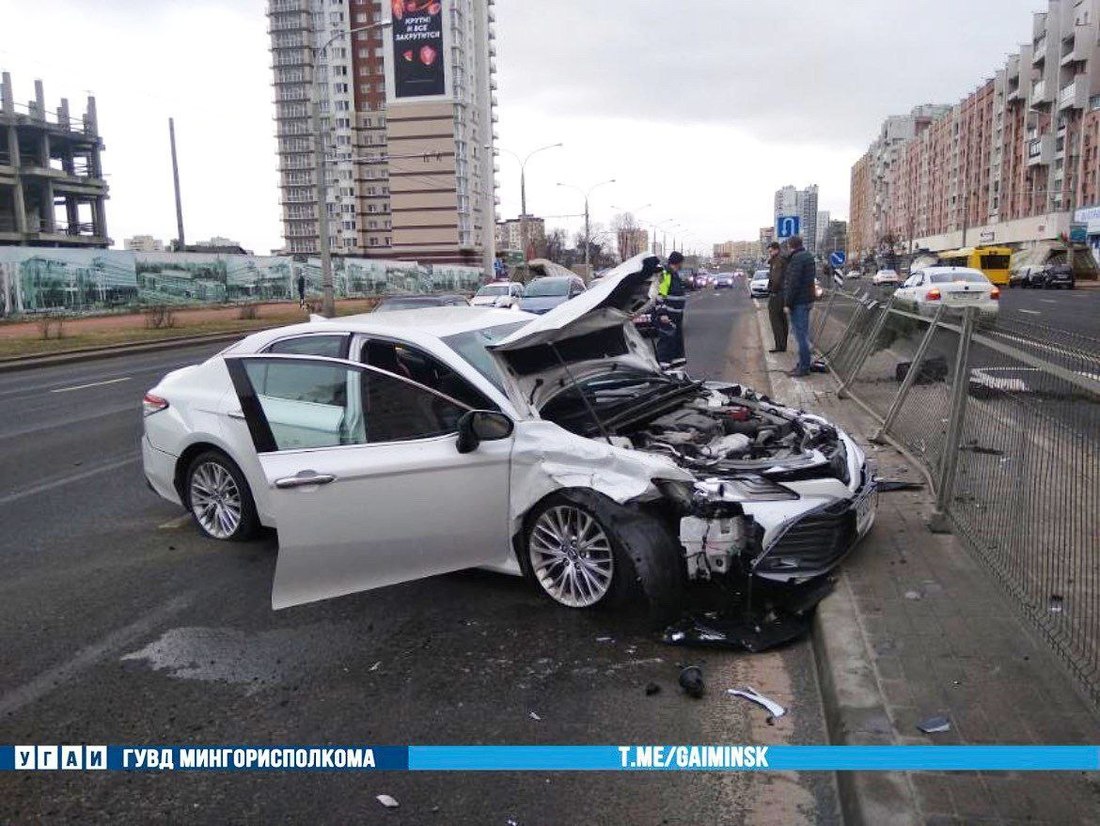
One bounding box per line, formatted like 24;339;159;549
495;143;563;272
558;179;615;276
312;20;391;317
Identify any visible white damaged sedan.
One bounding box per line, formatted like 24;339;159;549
142;254;877;614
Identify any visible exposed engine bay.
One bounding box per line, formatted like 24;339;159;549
539;374;866;588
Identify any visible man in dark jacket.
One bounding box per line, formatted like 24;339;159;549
783;236;817;377
766;241;787;352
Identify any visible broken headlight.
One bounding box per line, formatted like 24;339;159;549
696;477;799;503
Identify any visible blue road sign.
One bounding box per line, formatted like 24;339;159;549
829;250;847;269
776;215;800;239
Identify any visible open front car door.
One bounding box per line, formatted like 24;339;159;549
225;354;514;609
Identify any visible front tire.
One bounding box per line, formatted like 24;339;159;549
184;450;259;542
521;490;682;617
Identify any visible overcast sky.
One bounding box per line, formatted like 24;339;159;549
0;0;1044;253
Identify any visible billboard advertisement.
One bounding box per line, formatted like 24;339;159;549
0;247;484;318
391;0;445;98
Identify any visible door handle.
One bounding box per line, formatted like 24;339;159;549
275;472;337;489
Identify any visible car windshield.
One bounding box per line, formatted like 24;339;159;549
753;271;769;280
524;278;571;298
929;272;988;284
476;284;510;297
442;321;531;393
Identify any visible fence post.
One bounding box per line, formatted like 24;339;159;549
836;294;896;399
871;302;947;444
813;283;839;342
929;305;976;534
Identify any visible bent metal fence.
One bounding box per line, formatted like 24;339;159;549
814;287;1100;705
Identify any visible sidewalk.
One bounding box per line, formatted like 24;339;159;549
751;300;1100;824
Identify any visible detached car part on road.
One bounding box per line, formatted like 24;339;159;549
142;254;877;618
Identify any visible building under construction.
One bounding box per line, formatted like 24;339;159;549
0;72;110;248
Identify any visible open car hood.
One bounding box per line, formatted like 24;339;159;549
488;254;664;410
492;253;660;352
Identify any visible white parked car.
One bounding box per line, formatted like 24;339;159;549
846;270;863;280
871;269;900;286
141;254;876;616
749;271;771;298
471;281;525;308
895;266;1000;323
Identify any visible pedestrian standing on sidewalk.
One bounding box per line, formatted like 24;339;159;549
297;274;306;308
783;235;817;377
766;241;788;353
658;251;688;368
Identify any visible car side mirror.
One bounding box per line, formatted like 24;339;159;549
456;410;514;454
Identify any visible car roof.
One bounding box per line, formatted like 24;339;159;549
227;307;532;353
379;294;466;302
917;266;986;276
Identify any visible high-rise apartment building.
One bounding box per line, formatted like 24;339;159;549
816;210;831;251
851;0;1100;258
773;184;820;250
268;0;497;269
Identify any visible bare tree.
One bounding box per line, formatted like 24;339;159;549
611;212;642;260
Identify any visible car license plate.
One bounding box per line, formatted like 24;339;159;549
855;486;878;536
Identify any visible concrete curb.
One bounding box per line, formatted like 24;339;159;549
751;299;922;825
0;330;266;373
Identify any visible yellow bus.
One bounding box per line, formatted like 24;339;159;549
937;246;1013;286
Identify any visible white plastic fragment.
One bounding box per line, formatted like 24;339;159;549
727;687;787;719
529;711;541;721
376;794;399;808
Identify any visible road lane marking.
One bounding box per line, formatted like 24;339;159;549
50;376;132;394
1018;309;1041;315
0;593;196;719
1040;299;1057;304
0;456;140;508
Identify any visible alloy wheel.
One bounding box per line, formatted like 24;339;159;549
529;505;614;608
189;460;243;540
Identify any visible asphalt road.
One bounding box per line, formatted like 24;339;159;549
0;296;839;824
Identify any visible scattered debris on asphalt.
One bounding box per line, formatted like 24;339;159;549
645;682;661;696
678;666;705;699
369;661;382;672
727;687;787;720
595;636;614;643
1049;594;1065;614
664;609;816;653
876;479;925;493
905;590;922;601
376;794;400;808
961;444;1005;457
895;356;948;385
917;716;951;734
529;711;542;721
811;359;828;373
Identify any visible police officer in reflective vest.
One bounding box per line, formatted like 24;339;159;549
658;251;688;368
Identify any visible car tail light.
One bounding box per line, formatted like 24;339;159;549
990;287;1001;301
926;288;941;301
142;393;169;417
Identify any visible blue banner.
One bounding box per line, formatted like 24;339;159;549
3;745;1099;772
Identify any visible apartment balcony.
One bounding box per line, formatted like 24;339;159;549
1059;78;1088;111
1027;133;1055;166
1060;28;1088;66
1006;53;1021;83
1031;79;1053;108
1033;34;1047;65
1007;82;1024;104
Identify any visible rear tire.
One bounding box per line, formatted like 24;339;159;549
184;450;260;542
521;490;682;619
